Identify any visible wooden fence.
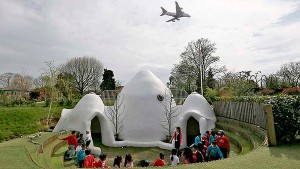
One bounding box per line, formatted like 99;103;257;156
50;140;67;157
212;101;267;130
36;133;60;153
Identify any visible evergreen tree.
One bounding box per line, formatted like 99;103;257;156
100;69;116;90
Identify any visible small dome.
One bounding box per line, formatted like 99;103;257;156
63;93;105;130
73;93;104;113
182;92;215;119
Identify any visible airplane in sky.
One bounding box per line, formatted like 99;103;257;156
160;1;191;22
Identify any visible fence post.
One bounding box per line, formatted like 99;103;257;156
264;104;277;146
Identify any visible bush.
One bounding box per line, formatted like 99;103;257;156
44;99;50;107
266;96;300;144
58;100;64;106
205;87;219;104
282;87;300;95
66;99;73;106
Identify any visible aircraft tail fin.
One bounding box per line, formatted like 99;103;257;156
160;7;167;16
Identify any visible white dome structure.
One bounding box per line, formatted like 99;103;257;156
118;70;172;142
53;70;216;150
53;93;115;154
176;92;216;147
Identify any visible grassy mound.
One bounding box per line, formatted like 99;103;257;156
0;105;64;142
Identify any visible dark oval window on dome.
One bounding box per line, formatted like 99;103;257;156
157;94;164;101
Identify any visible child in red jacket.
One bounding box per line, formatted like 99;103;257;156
84;149;95;168
153;153;165;167
60;130;78;159
95;154;110;168
216;130;230;158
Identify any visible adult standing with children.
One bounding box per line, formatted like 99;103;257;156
170;127;182;151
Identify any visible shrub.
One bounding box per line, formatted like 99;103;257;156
66;99;73;106
58;100;64;106
205;87;219;104
44;99;50;107
266;96;300;144
258;89;275;96
282;87;300;95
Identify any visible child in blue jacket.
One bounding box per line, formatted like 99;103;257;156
206;141;223;161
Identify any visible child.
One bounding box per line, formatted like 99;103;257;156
60;130;78;159
202;136;209;147
153;153;165;167
194;133;201;147
75;141;83;165
206;141;223;161
84;149;95;168
182;148;192;164
124;154;133;168
77;144;86;168
191;145;204;163
77;133;84;144
95;154;110;168
170;149;180;166
113;156;123;168
216;130;230;158
85;130;92;148
209;131;217;145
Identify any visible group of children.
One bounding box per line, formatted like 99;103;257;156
60;129;230;168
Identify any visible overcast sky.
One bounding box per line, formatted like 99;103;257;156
0;0;300;84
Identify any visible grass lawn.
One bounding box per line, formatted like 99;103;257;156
0;132;57;169
168;144;300;169
0;104;66;142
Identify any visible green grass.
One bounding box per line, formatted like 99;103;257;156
0;132;57;169
159;145;300;169
0;104;68;142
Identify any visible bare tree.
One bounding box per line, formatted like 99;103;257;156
159;88;181;139
171;38;223;93
0;72;15;89
33;75;48;89
104;94;125;139
11;72;34;97
277;61;300;87
43;61;60;126
60;56;104;95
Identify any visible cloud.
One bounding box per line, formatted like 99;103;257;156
0;0;300;85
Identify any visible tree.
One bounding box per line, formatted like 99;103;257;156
10;72;34;97
159;88;180;139
216;70;259;96
100;69;116;91
171;38;222;94
33;75;48;89
42;61;60;126
60;56;104;95
55;73;75;100
276;61;300;87
104;94;125;140
206;68;216;89
0;72;15;89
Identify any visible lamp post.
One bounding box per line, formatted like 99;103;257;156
200;63;204;95
199;50;204;96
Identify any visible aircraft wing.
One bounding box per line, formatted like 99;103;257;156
175;1;183;15
166;17;176;22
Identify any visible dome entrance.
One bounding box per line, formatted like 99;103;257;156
186;116;200;146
